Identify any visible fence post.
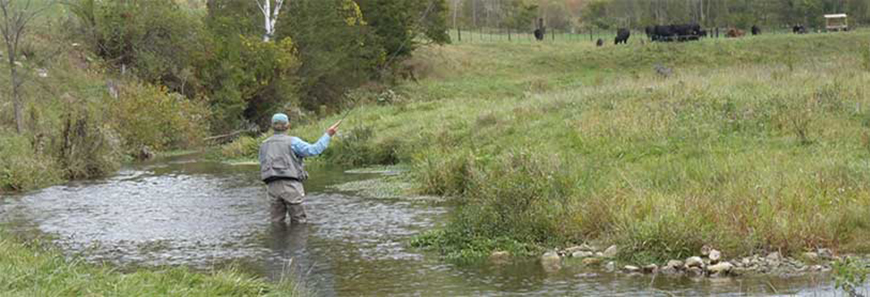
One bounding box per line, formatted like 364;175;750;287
508;27;511;42
457;27;461;42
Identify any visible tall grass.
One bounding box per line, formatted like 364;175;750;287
0;231;307;296
226;31;870;262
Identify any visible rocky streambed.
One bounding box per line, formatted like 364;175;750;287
494;244;863;279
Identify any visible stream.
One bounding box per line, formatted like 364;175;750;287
0;154;861;296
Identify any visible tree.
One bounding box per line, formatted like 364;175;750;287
256;0;285;41
0;0;54;134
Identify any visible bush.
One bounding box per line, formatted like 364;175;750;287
71;0;205;95
56;96;123;180
111;82;211;153
0;134;62;192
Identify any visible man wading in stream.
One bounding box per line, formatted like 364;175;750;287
259;113;341;224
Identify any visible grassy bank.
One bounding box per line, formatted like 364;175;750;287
223;31;870;263
0;231;305;296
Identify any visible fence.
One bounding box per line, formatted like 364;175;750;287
449;25;865;44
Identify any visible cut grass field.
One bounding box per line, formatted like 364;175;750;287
225;31;870;264
0;232;306;296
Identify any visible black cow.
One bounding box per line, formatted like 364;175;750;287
615;28;630;45
534;28;545;41
751;25;761;35
647;24;703;42
793;25;807;34
596;38;604;47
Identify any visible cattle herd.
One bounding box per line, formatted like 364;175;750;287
644;24;707;42
601;23;813;45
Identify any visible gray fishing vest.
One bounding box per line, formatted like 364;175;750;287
259;134;308;182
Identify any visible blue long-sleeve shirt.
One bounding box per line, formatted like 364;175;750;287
291;133;331;158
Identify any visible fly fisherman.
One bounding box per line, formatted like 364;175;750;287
259;113;341;224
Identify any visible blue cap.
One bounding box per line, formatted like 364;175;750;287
271;113;289;124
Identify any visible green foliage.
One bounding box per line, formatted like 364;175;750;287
355;0;450;59
833;257;869;296
56;96;123;180
324;125;401;166
0;134;62;192
0;231;307;296
863;43;870;72
72;0;205;94
279;0;382;110
503;0;539;30
200;2;301;132
111;82;211;152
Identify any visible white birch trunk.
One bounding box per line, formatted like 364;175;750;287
258;0;285;42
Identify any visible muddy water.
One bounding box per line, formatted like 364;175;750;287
0;154;860;296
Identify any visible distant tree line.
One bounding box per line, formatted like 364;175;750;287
448;0;870;31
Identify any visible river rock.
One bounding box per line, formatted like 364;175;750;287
490;251;510;262
665;260;684;270
564;245;585;254
685;256;704;268
624;265;641;273
643;264;659;274
766;252;782;262
572;251;594;258
708;249;722;263
707;262;734;275
605;261;616;272
802;252;819;262
582;257;603;266
541;251;561;265
817;248;834;260
602;245;618;258
687;267;704;276
701;245;712;256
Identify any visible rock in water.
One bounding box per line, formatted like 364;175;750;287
572;251;594;258
602;245;618;258
541;251;561;264
582;257;603;266
701;245;712;256
624;265;641;273
766;252;782;262
138;146;155;160
666;260;684;270
490;251;510;263
685;256;704;268
709;249;722;263
817;248;834;260
643;264;659;274
605;261;616;272
707;262;734;275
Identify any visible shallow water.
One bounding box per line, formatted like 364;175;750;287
0;154;864;296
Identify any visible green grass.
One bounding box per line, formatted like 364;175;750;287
0;231;306;296
224;31;870;263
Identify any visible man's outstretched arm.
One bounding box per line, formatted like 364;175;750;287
291;120;342;158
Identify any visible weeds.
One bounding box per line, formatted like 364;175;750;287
0;231;307;296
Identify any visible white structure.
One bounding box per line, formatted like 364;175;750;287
824;14;849;32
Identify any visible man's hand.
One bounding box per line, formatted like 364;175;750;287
327;120;342;136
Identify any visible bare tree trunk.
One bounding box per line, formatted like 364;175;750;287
8;45;22;133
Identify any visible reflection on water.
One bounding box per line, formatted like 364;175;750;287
0;154;863;296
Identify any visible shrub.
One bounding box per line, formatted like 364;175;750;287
0;134;62;192
110;82;211;153
56;97;122;180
